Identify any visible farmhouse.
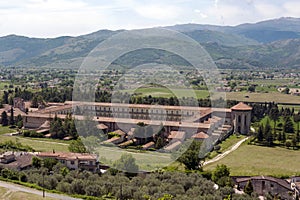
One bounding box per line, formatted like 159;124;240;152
0;152;33;171
235;176;293;199
37;152;98;172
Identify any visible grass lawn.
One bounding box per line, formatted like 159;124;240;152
0;186;57;200
0;126;69;152
208;135;246;159
0;135;69;152
97;146;173;171
204;142;300;177
0;126;15;135
226;92;300;104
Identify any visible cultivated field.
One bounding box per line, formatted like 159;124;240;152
122;86;300;104
121;87;210;99
226;92;300;104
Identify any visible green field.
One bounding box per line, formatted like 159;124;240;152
0;126;15;135
0;135;69;152
0;126;69;152
208;135;246;159
204;142;300;177
121;87;210;99
97;146;173;171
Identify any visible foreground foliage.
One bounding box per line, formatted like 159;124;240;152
0;163;257;200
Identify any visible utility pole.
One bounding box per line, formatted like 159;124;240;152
41;161;45;198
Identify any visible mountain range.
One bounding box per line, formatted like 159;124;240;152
1;17;300;69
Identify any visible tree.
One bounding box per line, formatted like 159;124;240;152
43;158;58;171
292;135;298;150
1;111;8;126
176;141;202;170
277;132;282;142
68;139;87;153
1;91;9;104
269;107;279;134
15;114;23;129
32;156;42;168
9;107;14;126
293;113;300;134
244;180;253;195
212;164;230;183
155;137;164;149
257;124;264;142
50;115;65;139
265;120;273;146
282;132;286;143
31;95;39;108
248;85;255;92
283;117;294;134
113;153;139;173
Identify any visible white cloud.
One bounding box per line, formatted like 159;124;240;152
283;1;300;16
254;2;282;18
134;4;181;20
0;0;300;37
194;9;208;18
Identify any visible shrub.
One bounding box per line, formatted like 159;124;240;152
23;130;44;138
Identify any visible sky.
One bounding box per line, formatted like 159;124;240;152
0;0;299;38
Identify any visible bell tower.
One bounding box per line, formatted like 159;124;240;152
231;102;252;135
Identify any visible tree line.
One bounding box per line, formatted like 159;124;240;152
254;104;300;148
0;155;257;200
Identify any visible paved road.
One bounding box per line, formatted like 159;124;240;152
203;137;249;166
0;180;81;200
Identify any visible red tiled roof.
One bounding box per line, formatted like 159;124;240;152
168;131;186;139
37;152;97;161
192;132;209;139
231;102;252;111
97;123;108;130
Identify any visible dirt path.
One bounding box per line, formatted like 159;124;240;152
203;137;249;166
0;180;81;200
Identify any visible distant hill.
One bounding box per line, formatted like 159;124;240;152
0;17;300;69
167;17;300;43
